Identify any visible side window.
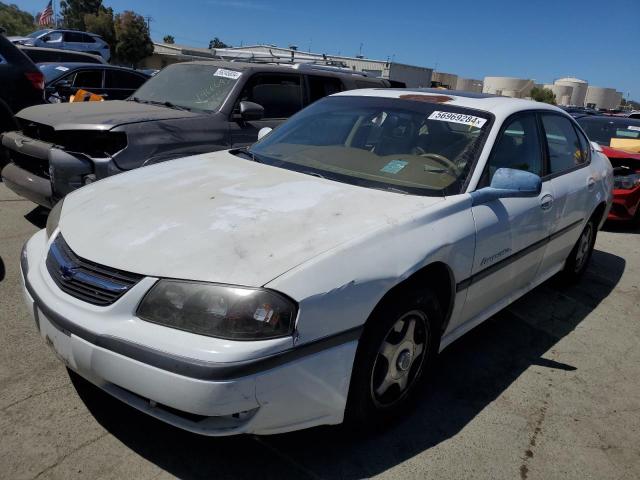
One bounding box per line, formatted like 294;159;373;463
239;74;303;119
64;32;85;43
105;70;146;89
574;127;591;164
43;32;63;43
72;70;103;89
81;34;96;43
307;75;344;103
482;114;543;185
541;115;585;173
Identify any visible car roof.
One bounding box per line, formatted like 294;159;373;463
576;115;640;125
174;59;386;79
333;88;565;118
37;62;141;72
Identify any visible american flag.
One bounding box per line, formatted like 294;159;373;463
38;1;54;26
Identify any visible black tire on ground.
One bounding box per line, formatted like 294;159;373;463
559;218;598;283
345;286;442;430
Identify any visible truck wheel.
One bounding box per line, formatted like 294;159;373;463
345;287;442;429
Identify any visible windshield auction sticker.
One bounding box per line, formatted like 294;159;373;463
213;68;242;80
428;111;487;128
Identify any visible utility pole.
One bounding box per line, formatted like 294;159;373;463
145;15;153;32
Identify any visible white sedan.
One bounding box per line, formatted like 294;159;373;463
21;89;613;435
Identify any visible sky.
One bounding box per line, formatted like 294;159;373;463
15;0;640;100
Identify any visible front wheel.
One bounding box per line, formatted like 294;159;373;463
345;287;442;429
559;219;597;283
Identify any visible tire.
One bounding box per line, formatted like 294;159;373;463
345;286;442;430
559;218;597;283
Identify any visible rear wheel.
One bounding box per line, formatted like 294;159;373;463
345;287;442;429
559;218;597;283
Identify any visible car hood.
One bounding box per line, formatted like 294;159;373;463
602;145;640;160
8;36;32;44
59;151;443;287
16;100;198;130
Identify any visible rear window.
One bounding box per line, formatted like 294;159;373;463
578;118;640;146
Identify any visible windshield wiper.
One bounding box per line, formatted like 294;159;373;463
235;148;262;163
163;101;191;111
129;98;191;111
302;171;325;179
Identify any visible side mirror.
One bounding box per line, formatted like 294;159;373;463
56;79;72;89
470;168;542;206
239;101;264;121
257;127;272;141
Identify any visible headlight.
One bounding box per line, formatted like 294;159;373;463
613;173;640;190
137;280;298;340
46;199;64;238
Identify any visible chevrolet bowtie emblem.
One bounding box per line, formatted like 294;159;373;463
59;264;76;281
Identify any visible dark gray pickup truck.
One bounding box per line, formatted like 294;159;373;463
1;60;391;207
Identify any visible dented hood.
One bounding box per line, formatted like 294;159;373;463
16;100;198;130
59;151;442;286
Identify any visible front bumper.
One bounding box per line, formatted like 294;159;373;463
21;230;358;436
1;131;101;207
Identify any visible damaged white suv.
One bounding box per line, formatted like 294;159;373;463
21;89;613;435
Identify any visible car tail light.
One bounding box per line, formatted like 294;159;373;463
24;71;45;91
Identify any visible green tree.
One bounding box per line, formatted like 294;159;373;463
163;35;174;44
114;11;153;67
530;87;556;105
208;37;229;49
84;7;115;51
60;0;102;30
0;2;35;36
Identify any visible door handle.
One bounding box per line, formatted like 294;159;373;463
587;177;596;191
540;193;554;211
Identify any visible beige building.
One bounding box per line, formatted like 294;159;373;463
431;71;458;89
585;86;623;110
455;78;483;93
554;77;588;106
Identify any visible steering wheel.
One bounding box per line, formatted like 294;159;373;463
412;147;461;176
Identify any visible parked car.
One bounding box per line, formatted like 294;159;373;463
21;90;613;435
0;33;44;128
39;63;150;103
9;29;110;62
1;60;391;207
578;115;640;223
0;33;44;168
20;45;106;64
627;111;640;120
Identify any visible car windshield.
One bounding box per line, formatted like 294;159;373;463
131;63;241;112
248;96;492;196
578;117;640;147
38;63;71;83
28;30;51;38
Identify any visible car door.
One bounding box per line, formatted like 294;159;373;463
67;68;105;100
104;70;148;100
458;112;556;325
62;31;85;52
537;113;592;274
229;72;304;147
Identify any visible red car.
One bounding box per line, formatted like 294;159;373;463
578;116;640;224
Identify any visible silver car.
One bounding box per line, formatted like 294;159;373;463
9;29;110;62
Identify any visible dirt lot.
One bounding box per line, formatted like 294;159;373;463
1;182;639;480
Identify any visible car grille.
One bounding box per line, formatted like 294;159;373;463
46;235;143;306
10;150;50;179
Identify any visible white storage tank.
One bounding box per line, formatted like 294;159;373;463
482;77;534;98
543;83;573;106
554;77;588;106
